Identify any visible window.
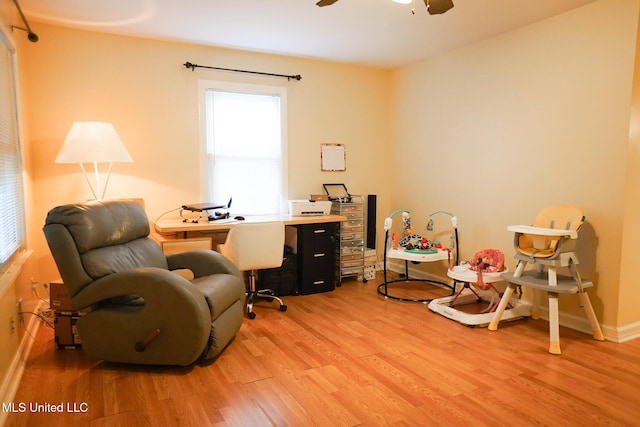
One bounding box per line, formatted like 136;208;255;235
0;29;26;273
199;80;287;215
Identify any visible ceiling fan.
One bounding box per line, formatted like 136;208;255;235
315;0;454;15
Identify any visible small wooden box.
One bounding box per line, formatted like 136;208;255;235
49;281;72;311
54;311;83;350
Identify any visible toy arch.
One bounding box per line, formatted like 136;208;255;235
377;210;459;303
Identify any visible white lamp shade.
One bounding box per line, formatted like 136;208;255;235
56;121;133;164
392;0;413;4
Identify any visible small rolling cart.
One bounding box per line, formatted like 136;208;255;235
324;184;366;285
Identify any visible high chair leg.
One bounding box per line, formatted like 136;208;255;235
547;292;561;354
489;260;527;331
580;293;604;341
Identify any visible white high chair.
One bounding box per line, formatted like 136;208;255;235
488;205;604;354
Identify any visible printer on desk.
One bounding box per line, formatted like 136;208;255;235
289;184;355;216
289;200;332;216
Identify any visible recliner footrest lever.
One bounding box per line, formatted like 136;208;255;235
135;329;161;352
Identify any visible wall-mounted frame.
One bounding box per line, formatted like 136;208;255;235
321;143;346;171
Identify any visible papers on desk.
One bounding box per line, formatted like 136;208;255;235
207;218;237;224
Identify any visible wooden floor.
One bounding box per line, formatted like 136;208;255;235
5;273;640;426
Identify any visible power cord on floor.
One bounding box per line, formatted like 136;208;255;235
17;280;57;341
21;309;55;329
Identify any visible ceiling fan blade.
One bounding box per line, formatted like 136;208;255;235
316;0;339;6
424;0;454;15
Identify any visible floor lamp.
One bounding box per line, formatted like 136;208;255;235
55;122;133;200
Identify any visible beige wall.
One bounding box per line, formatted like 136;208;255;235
391;0;639;334
619;10;640;327
19;23;392;282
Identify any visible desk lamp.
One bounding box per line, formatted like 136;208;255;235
55;121;133;200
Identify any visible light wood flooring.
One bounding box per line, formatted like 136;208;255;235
5;273;640;426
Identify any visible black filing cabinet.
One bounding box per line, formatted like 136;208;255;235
297;222;337;295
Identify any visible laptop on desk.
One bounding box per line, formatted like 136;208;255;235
181;202;227;212
181;198;232;222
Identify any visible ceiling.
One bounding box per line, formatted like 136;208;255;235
19;0;599;69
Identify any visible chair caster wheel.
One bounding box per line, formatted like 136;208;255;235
248;311;256;319
280;305;287;312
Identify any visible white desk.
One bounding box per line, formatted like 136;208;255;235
154;214;346;235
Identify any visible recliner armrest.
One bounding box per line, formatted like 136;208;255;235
507;225;578;239
166;249;243;279
70;268;210;316
71;267;213;366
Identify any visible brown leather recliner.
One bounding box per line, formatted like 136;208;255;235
43;199;246;366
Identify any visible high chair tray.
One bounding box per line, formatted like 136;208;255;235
507;225;577;238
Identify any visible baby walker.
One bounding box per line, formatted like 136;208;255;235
428;248;530;327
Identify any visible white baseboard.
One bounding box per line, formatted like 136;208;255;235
0;299;46;425
607;320;640;343
384;261;640;344
529;306;640;343
384;260;452;286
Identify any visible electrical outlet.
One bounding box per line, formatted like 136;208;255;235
8;314;16;334
17;298;24;323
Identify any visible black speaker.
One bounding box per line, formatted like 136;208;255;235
367;194;376;249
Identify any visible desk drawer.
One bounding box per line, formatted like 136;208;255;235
301;248;333;265
298;223;336;264
299;265;335;295
298;223;335;243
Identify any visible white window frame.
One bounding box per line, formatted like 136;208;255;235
0;24;26;281
197;79;288;214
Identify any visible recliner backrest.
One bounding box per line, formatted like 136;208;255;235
44;199;168;297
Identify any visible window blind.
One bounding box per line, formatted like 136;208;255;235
204;88;286;215
0;32;26;269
